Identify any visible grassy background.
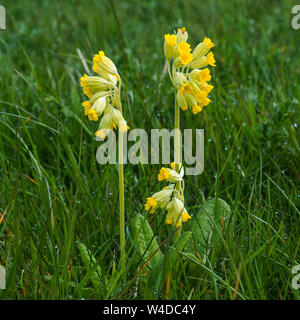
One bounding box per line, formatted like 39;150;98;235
0;0;299;299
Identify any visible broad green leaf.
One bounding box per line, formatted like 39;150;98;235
187;198;231;262
131;214;162;270
78;242;108;289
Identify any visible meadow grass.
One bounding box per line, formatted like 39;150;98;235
0;0;299;299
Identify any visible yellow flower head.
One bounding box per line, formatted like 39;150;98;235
176;27;188;43
179;51;193;65
192;105;203;115
179;83;193;96
87;109;99;121
158;167;170;181
119;123;130;133
95;129;106;139
93;51;105;64
92;50;119;81
82;100;92;109
177;41;191;54
164;34;177;47
164;34;178;60
203;37;215;50
170;162;182;170
189;36;215;69
181;105;188;111
202;84;214;95
176;41;192;65
181;212;192;223
80;74;89;87
165;197;191;227
206;52;216;67
165;218;173;225
80;51;128;140
82;100;92;115
198;68;211;84
144;197;157;214
80;74;93;98
177;27;186;33
195;90;211;107
192;37;215;60
158;167;183;182
145;186;175;213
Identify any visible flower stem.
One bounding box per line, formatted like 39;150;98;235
164;92;181;299
174;94;181;240
119;131;125;268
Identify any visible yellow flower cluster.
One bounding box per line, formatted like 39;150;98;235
80;51;128;138
144;163;191;227
164;28;216;115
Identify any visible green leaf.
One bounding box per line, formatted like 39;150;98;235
187;198;231;262
78;242;108;289
169;231;192;266
131;214;162;270
144;232;192;299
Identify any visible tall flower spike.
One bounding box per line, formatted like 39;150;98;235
79;50;128;268
146;27;215;299
146;28;215;229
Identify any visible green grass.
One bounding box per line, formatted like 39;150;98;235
0;0;299;300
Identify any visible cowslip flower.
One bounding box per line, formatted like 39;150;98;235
176;42;193;66
157;166;183;182
192;37;215;60
144;185;175;214
79;50;129;268
92;50;119;82
163;28;215;114
164;34;178;60
80;50;129;138
165;196;191;227
176;27;188;43
145;163;190;227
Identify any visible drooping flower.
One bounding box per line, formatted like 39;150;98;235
144;197;158;214
179;83;193;96
92;50;119;82
158;167;183;182
165;196;191;227
192;37;215;60
80;50;129;137
95;105;127;138
189;51;216;69
195;90;211;107
198;68;211;84
192;105;203;115
177;41;193;66
144;185;175;214
162;29;215;115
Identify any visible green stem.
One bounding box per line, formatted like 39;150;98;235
164;91;181;299
119;131;125;268
174;94;181;240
